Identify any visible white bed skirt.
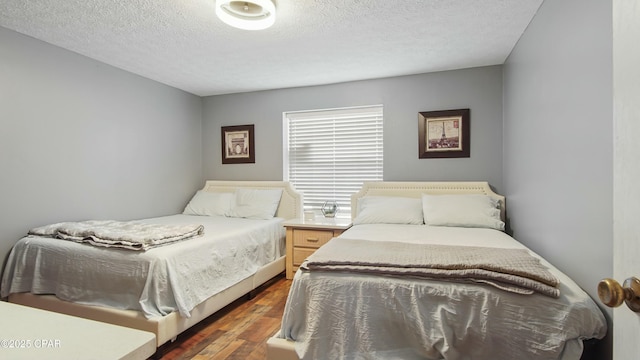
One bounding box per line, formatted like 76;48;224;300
10;255;285;347
267;333;300;360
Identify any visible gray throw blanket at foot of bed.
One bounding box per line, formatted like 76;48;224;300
301;238;560;298
28;220;204;251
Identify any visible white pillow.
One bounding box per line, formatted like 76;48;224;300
422;194;505;231
353;196;424;225
183;190;233;216
226;188;283;220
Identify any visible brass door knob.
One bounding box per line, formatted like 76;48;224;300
597;277;640;312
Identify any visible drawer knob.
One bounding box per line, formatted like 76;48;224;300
306;237;319;242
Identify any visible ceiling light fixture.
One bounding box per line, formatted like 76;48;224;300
215;0;276;31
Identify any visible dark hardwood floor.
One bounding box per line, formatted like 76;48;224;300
158;274;292;360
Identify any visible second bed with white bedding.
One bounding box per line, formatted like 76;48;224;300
279;223;607;359
1;214;285;318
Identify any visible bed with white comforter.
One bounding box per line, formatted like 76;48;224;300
1;214;284;318
281;225;606;359
268;182;607;360
1;180;303;348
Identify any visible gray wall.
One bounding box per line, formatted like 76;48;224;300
203;66;504;190
503;0;612;358
2;4;614;354
0;27;204;275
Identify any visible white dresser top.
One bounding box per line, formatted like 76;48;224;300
0;301;156;360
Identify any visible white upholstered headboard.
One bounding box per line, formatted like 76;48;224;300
351;181;506;221
200;180;303;220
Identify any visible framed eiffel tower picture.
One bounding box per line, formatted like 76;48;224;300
418;108;470;159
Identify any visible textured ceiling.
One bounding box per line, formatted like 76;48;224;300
0;0;542;96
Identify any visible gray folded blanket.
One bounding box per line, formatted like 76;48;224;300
301;238;560;298
29;220;204;251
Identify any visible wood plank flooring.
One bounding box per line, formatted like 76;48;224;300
158;274;292;360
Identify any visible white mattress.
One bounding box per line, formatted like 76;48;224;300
280;224;607;360
1;214;285;318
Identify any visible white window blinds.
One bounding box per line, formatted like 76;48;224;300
284;105;384;217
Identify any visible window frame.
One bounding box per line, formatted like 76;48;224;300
283;105;384;218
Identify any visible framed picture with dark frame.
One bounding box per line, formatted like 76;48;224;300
221;124;255;164
418;108;470;158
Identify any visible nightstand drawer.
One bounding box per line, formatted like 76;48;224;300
292;229;334;248
293;247;316;266
284;218;352;279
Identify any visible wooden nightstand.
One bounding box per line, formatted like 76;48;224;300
284;217;352;279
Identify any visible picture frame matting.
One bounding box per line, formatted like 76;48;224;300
221;124;255;164
418;108;470;159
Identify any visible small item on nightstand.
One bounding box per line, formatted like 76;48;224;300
304;211;315;222
321;201;338;218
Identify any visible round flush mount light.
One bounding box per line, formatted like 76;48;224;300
215;0;276;31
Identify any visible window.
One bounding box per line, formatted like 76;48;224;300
284;105;383;217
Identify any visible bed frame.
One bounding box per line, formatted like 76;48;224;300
266;181;504;360
9;180;303;349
